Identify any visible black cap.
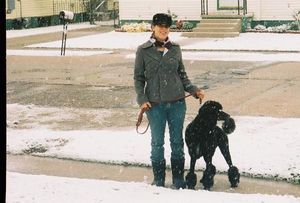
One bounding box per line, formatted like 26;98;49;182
152;13;172;27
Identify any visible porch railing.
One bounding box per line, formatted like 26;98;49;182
201;0;208;15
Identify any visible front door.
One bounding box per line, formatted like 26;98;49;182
217;0;244;15
201;0;246;16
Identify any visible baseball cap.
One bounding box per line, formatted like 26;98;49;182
152;13;172;27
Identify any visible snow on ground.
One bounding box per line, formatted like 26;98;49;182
22;31;300;52
6;23;300;202
6;49;113;56
6;22;98;39
181;33;300;52
126;51;300;62
7;112;300;201
7;172;300;203
6;104;300;183
6;49;300;61
7;23;300;60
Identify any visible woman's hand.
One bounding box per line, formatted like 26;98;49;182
140;102;152;111
194;89;205;104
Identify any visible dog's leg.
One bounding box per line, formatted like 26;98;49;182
185;158;197;189
200;163;216;190
218;130;233;167
200;155;216;190
228;166;240;187
217;130;240;187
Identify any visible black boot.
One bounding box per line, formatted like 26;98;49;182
171;159;186;189
151;159;166;187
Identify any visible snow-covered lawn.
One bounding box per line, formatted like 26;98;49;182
6;104;300;183
6;22;98;39
6;103;300;202
22;31;300;52
7;22;300;53
6;172;300;203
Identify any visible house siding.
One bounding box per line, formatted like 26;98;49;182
119;0;300;21
119;0;201;21
6;0;86;20
258;0;300;20
247;0;300;20
7;0;54;19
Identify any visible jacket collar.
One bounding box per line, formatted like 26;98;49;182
140;39;179;49
140;40;179;62
141;40;154;49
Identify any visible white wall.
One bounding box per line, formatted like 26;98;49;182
260;0;300;20
119;0;201;21
209;0;300;20
248;0;300;20
119;0;300;21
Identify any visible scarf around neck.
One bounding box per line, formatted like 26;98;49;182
150;33;172;49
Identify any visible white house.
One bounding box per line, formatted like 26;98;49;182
119;0;201;21
119;0;300;25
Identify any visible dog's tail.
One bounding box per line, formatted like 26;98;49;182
222;117;236;134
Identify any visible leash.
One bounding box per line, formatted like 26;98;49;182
136;93;202;134
135;108;150;134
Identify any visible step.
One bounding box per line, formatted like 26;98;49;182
182;31;240;38
199;22;241;27
201;14;244;19
196;23;241;28
200;18;241;24
193;27;241;33
196;22;241;28
184;16;242;38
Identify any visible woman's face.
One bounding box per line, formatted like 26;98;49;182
153;25;170;41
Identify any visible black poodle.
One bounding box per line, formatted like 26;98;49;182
185;100;240;190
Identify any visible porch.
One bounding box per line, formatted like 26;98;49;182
183;0;251;38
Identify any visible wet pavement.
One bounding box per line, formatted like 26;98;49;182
7;154;300;197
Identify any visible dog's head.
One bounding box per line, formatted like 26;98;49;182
199;100;229;119
198;101;234;130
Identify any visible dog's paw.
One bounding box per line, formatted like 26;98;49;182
201;164;216;190
228;166;240;187
185;172;197;189
201;177;214;190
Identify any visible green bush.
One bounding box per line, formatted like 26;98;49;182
183;22;193;29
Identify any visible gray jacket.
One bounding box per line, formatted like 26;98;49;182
134;40;199;105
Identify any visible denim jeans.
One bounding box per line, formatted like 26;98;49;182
146;100;186;162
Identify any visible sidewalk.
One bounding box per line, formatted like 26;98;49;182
6;20;115;39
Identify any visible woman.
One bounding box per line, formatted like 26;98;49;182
134;13;204;189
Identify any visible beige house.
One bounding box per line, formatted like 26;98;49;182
6;0;118;29
6;0;86;20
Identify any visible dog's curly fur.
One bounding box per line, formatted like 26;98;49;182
185;100;240;190
228;166;240;187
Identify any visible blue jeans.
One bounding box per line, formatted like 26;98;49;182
146;100;186;162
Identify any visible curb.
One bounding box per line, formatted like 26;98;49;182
181;49;300;53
